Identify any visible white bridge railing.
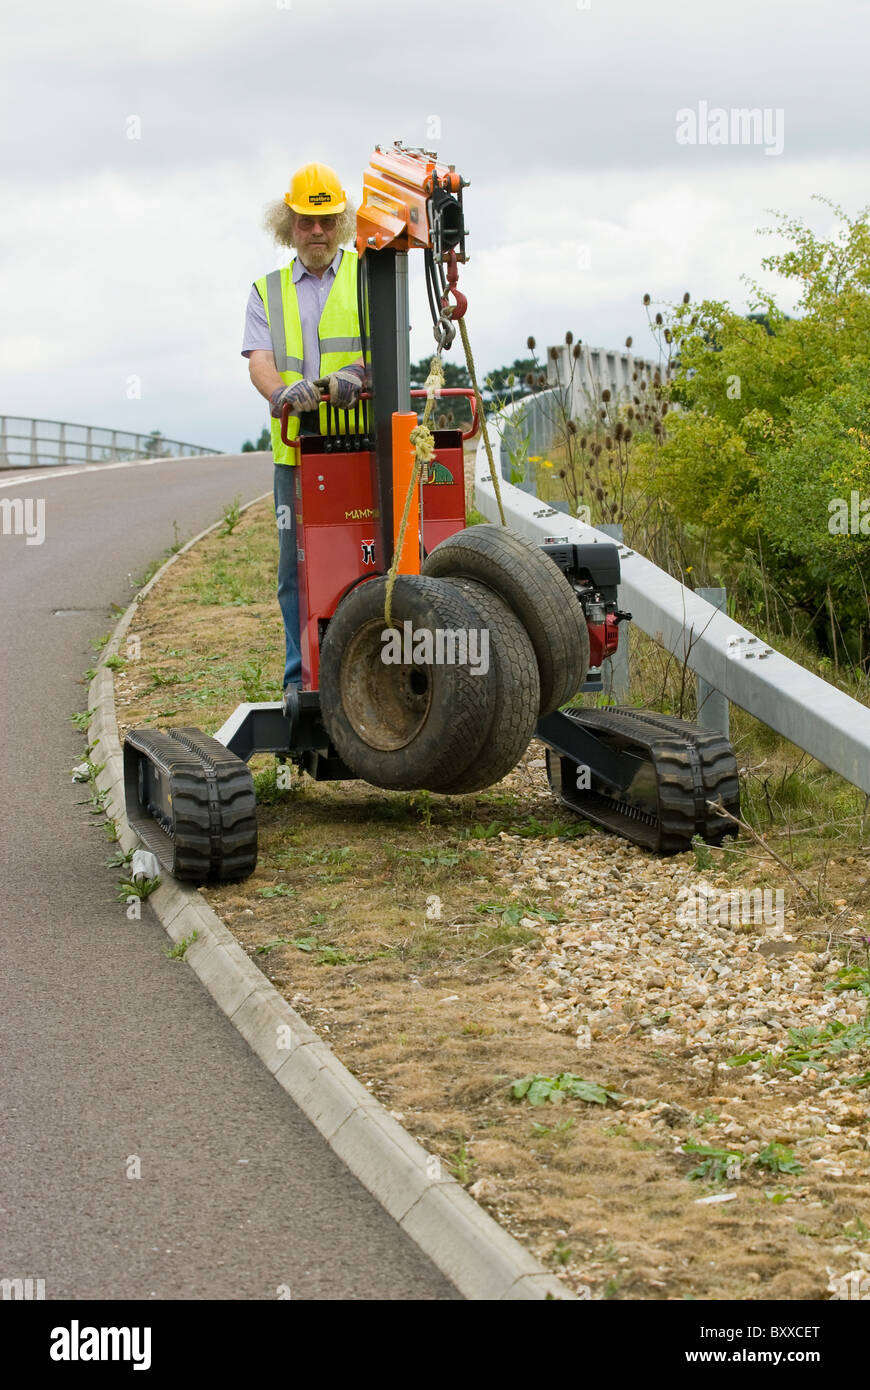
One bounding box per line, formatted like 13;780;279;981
0;416;220;469
475;389;870;797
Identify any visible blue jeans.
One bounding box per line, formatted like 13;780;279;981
274;463;301;689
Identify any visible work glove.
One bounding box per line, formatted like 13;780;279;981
328;363;366;409
270;379;321;418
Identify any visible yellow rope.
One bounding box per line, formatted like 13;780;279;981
457;315;506;527
409;423;436;462
384;356;443;628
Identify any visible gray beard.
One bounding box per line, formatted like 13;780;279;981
299;244;335;271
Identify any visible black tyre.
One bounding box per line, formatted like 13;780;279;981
422;524;590;715
431;578;540;795
318;574;497;790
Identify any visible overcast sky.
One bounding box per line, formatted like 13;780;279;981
2;0;868;453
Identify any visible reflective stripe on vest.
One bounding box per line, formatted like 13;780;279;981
254;250;362;465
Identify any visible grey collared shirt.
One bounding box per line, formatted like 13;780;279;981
241;248;344;381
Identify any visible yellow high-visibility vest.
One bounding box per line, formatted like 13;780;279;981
255;249;364;466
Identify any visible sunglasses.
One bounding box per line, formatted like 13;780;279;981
295;214;338;231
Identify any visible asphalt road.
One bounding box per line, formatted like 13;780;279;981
0;454;457;1300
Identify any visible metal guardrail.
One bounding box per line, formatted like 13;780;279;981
546;344;657;421
0;416;221;469
475;387;870;797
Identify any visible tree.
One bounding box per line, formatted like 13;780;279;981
483;357;540;398
409;356;470;388
143;430;170;458
639;198;870;666
241;427;271;452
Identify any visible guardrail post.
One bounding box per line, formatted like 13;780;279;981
598;522;630;702
694;586;729;737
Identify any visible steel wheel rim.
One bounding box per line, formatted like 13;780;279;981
339;618;433;751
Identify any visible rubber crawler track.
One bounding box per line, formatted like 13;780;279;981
545;706;740;855
124;726;258;883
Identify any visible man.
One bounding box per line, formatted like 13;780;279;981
241;162;366;711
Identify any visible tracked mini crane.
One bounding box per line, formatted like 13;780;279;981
124;142;739;882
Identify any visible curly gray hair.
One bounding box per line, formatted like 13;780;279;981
263;198;358;249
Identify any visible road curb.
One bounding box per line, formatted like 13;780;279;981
86;496;573;1302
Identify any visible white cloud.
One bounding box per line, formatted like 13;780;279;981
1;1;869;450
419;160;868;381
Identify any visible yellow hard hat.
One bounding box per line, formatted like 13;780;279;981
284;163;346;215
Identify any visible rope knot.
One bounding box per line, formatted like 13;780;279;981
409;423;436;463
423;355;445;399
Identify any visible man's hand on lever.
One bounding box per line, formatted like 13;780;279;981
327;362;366;409
269;379;322;418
